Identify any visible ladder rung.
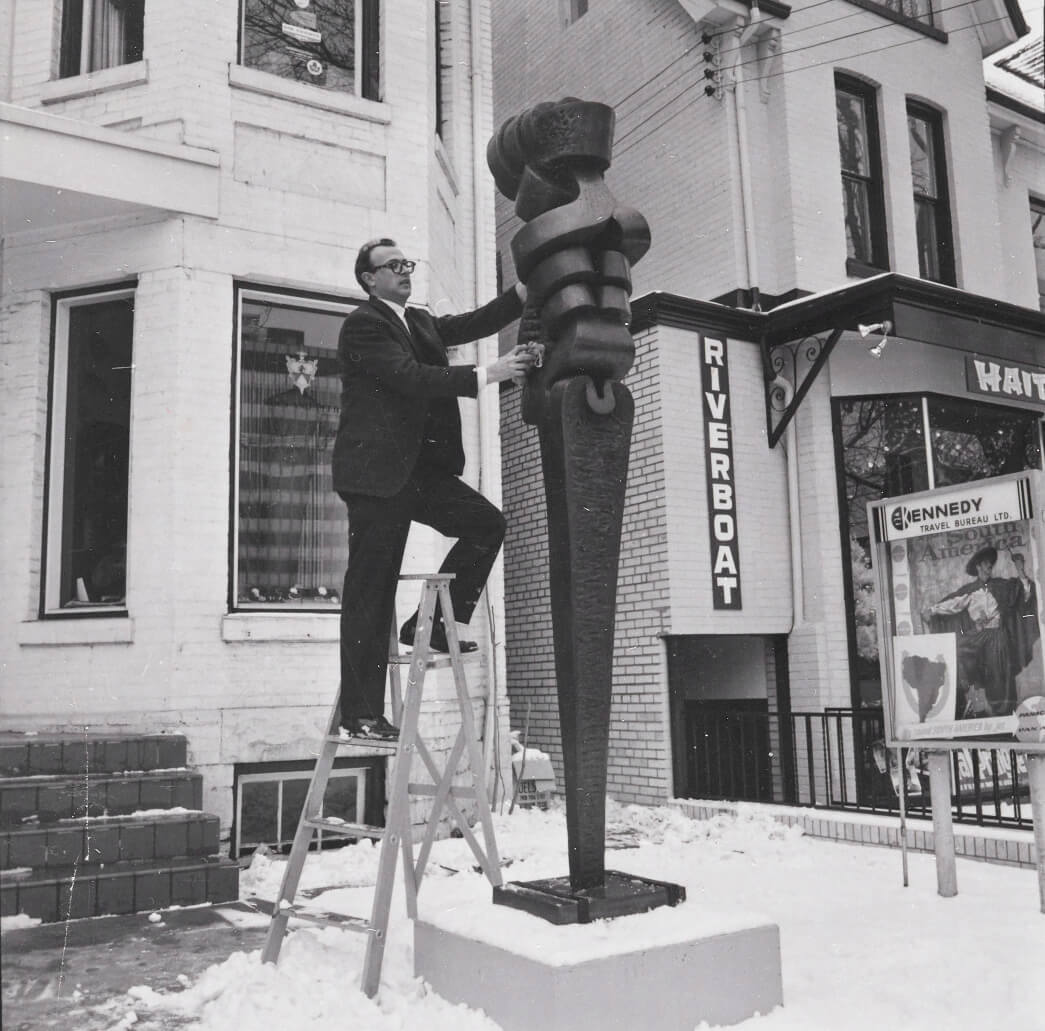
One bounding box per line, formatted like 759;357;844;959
387;653;454;667
324;733;399;751
303;817;385;838
249;896;376;933
408;783;477;799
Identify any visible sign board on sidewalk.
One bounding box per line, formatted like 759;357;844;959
868;470;1045;752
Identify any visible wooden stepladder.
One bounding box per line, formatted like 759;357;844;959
258;574;503;997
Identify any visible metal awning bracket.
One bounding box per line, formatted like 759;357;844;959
764;326;843;447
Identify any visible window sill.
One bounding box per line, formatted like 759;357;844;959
41;61;149;105
18;617;134;647
228;64;390;124
846;257;890;279
222;612;338;643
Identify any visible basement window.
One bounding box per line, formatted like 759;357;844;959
233;758;383;857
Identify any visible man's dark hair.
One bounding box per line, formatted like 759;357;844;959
355;237;397;293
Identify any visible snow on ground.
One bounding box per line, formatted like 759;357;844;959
94;801;1043;1030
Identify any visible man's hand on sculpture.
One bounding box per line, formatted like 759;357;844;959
485;345;537;385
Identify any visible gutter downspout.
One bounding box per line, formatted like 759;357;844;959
731;12;763;311
772;375;804;627
468;0;507;807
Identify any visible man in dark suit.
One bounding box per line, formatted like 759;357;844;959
333;237;534;739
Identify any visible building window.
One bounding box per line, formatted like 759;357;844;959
434;0;450;143
864;0;934;28
562;0;588;26
836;75;888;275
234;288;350;610
908;102;955;286
59;0;145;78
1031;197;1045;313
239;0;380;100
835;393;1042;709
233;758;381;857
45;289;135;614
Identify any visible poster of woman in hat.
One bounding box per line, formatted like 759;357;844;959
921;543;1036;718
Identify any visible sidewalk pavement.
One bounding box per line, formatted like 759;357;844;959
1;902;269;1030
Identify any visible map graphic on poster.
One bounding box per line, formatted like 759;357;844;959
869;472;1045;747
892;633;956;730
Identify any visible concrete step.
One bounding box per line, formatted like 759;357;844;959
0;770;203;827
2;811;219;870
0;732;187;777
0;855;241;923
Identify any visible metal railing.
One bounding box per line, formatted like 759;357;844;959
681;703;1033;830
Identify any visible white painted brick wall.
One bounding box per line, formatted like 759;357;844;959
0;1;511;836
493;0;1027;302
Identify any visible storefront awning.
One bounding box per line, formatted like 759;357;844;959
761;273;1045;446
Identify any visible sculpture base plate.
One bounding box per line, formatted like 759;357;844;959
491;868;685;924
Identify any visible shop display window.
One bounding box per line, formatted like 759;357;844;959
835;394;1042;709
234;289;351;610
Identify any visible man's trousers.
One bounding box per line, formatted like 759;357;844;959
338;463;506;724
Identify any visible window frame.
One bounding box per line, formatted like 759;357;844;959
1030;195;1045;314
835;74;890;277
841;0;945;39
58;0;145;80
434;0;449;142
43;285;137;618
231;284;358;614
236;0;381;102
562;0;589;27
832;390;1044;711
907;100;956;287
232;757;381;857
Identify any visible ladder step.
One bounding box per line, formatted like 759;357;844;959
248;896;375;934
303;817;385;838
388;654;454;668
408;783;477;799
324;733;399;751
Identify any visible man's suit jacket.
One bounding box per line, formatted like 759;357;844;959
332;289;523;498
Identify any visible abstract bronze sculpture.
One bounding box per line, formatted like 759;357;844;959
489;98;684;921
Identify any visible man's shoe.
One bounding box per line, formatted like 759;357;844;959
340;716;400;740
399;612;478;654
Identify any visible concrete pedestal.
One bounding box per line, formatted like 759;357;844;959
415;901;783;1030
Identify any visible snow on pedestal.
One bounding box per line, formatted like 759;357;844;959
414;893;783;1030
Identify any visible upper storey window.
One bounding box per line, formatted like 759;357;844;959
863;0;934;28
239;0;380;100
908;102;955;286
836;75;889;275
1029;197;1044;313
562;0;588;27
59;0;144;78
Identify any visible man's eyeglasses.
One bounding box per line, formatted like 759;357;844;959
372;259;416;275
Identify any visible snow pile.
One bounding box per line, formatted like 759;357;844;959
92;800;1043;1030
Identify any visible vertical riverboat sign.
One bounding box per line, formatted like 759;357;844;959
701;335;742;610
